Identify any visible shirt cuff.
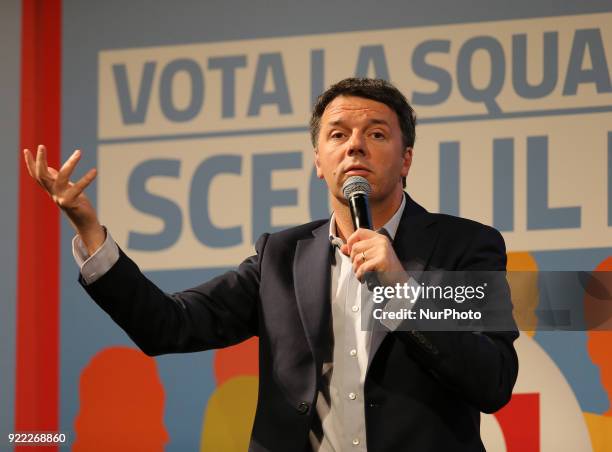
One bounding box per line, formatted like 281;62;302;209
72;227;120;285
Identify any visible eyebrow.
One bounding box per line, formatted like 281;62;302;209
327;118;391;128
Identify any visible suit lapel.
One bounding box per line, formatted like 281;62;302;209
392;194;438;271
293;222;332;367
368;194;439;372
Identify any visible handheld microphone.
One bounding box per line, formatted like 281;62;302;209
342;176;381;289
342;176;373;230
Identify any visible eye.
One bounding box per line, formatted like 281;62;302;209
330;131;345;140
371;131;386;140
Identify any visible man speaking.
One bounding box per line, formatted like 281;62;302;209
25;78;518;451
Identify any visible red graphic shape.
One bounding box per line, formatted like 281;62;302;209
16;1;62;450
494;393;540;452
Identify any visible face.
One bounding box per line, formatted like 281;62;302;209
314;95;412;207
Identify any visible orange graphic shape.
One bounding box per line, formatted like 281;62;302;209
73;346;168;452
213;337;259;385
583;256;612;451
585;257;612;415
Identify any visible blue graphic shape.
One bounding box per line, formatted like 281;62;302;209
532;247;612;414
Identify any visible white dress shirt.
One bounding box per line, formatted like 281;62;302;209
310;195;405;451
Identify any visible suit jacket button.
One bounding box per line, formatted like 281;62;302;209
297;401;309;414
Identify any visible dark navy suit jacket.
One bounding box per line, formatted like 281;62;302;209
81;193;518;451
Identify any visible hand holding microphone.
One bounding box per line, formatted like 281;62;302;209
340;176;406;284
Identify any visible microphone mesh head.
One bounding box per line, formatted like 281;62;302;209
342;176;371;200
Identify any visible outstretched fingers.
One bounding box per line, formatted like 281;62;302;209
65;168;97;199
34;144;51;183
24;146;96;204
23;149;36;178
56;149;82;189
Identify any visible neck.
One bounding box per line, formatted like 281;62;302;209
333;188;404;241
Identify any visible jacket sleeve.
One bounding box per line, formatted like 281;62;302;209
394;226;519;413
79;234;269;356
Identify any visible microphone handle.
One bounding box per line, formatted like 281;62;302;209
349;193;373;230
349;193;379;290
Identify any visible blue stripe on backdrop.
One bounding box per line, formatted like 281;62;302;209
0;0;21;449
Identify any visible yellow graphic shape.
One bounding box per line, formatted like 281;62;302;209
200;376;258;452
584;412;612;452
507;252;539;336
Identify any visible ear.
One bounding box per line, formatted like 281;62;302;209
401;147;413;178
314;147;324;179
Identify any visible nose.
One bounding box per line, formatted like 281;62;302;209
345;130;367;157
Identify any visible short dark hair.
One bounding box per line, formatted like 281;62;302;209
309;78;417;188
309;77;417;149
